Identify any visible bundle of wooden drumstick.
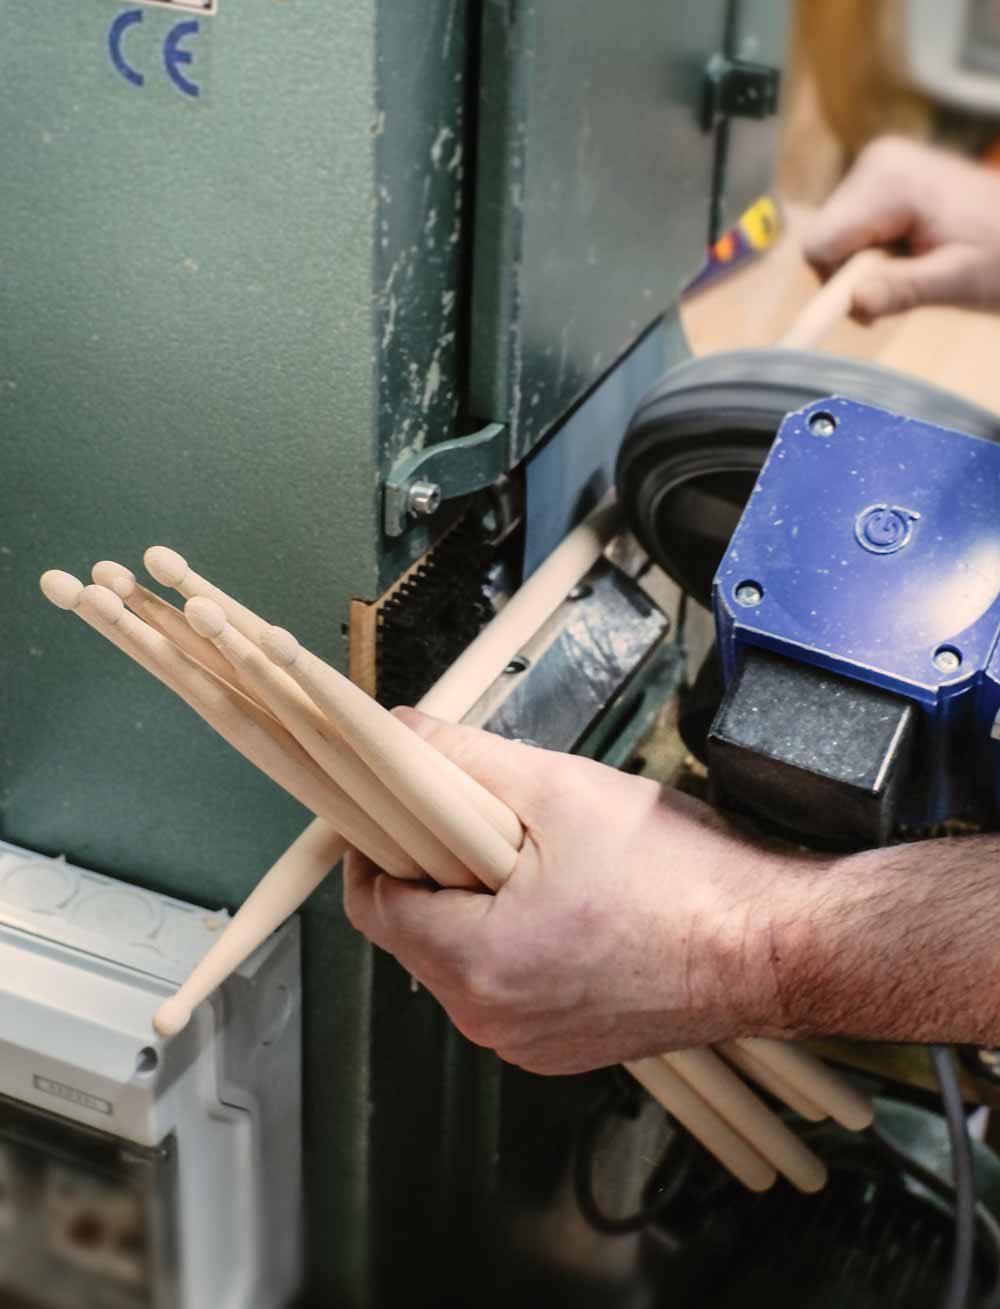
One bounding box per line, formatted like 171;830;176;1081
39;493;873;1200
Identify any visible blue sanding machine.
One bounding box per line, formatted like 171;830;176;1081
617;352;1000;847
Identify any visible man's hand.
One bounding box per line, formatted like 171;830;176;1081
343;710;799;1075
804;136;1000;321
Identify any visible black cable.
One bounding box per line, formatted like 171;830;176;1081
866;1127;1000;1309
931;1045;977;1309
573;1082;697;1235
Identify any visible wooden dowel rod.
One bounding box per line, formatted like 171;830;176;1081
717;1042;827;1123
626;1057;776;1193
39;573;418;882
261;627;519;891
155;821;349;1037
148;500;625;1036
144;545;271;646
145;545;523;854
185;597;478;890
776;249;888;351
732;1038;874;1132
92;560;269;711
421;497;622;720
663;1049;827;1192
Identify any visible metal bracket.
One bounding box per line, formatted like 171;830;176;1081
383;422;510;537
701;53;780;131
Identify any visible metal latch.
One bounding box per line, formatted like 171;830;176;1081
701;53;780;131
383;422;509;537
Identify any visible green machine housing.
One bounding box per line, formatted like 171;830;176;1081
0;2;789;1304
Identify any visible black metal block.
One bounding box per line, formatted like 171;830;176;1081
707;648;915;846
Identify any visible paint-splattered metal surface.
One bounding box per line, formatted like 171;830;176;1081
470;0;731;459
0;2;786;1304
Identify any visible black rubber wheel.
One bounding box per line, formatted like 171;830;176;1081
616;349;1000;607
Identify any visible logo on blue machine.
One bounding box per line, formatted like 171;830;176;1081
854;503;920;555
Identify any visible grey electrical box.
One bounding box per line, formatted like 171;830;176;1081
0;841;303;1309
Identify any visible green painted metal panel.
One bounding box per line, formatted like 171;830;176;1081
470;0;729;460
715;0;792;231
0;3;468;1303
2;0;379;879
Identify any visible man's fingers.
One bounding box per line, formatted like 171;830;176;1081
392;707;549;824
803;198;915;274
850;244;983;321
343;846;492;965
802;139;922;273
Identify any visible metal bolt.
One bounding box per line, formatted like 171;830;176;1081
406;480;442;518
809;412;837;437
933;647;961;673
735;582;763;607
504;655;530;674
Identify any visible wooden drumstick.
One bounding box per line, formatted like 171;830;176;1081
717;1042;827;1123
662;1049;827;1193
184;597;478;890
150;499;624;1037
420;496;621;719
732;1038;874;1132
144;545;271;646
145;545;523;854
92;560;264;704
39;573;417;881
260;626;520;891
776;248;888;351
626;1057;776;1193
154;820;349;1037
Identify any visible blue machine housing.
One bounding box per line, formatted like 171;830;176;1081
713;396;1000;830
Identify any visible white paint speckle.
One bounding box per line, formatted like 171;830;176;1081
430;126;454;170
421;353;442;411
381;294;398;349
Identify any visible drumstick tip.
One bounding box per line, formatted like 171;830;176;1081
260;626;300;668
92;560;136;598
185;596;226;640
153;995;192;1038
145;546;189;588
83;583;126;625
40;570;84;610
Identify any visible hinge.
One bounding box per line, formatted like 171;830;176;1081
701;52;780;131
383;422;509;537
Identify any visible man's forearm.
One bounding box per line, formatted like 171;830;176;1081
773;836;1000;1046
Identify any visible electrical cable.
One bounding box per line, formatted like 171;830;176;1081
930;1046;977;1309
866;1127;1000;1309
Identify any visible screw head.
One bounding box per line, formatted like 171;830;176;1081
406;480;442;518
504;655;530;675
809;412;837;437
735;582;763;607
933;647;961;673
568;583;592;601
